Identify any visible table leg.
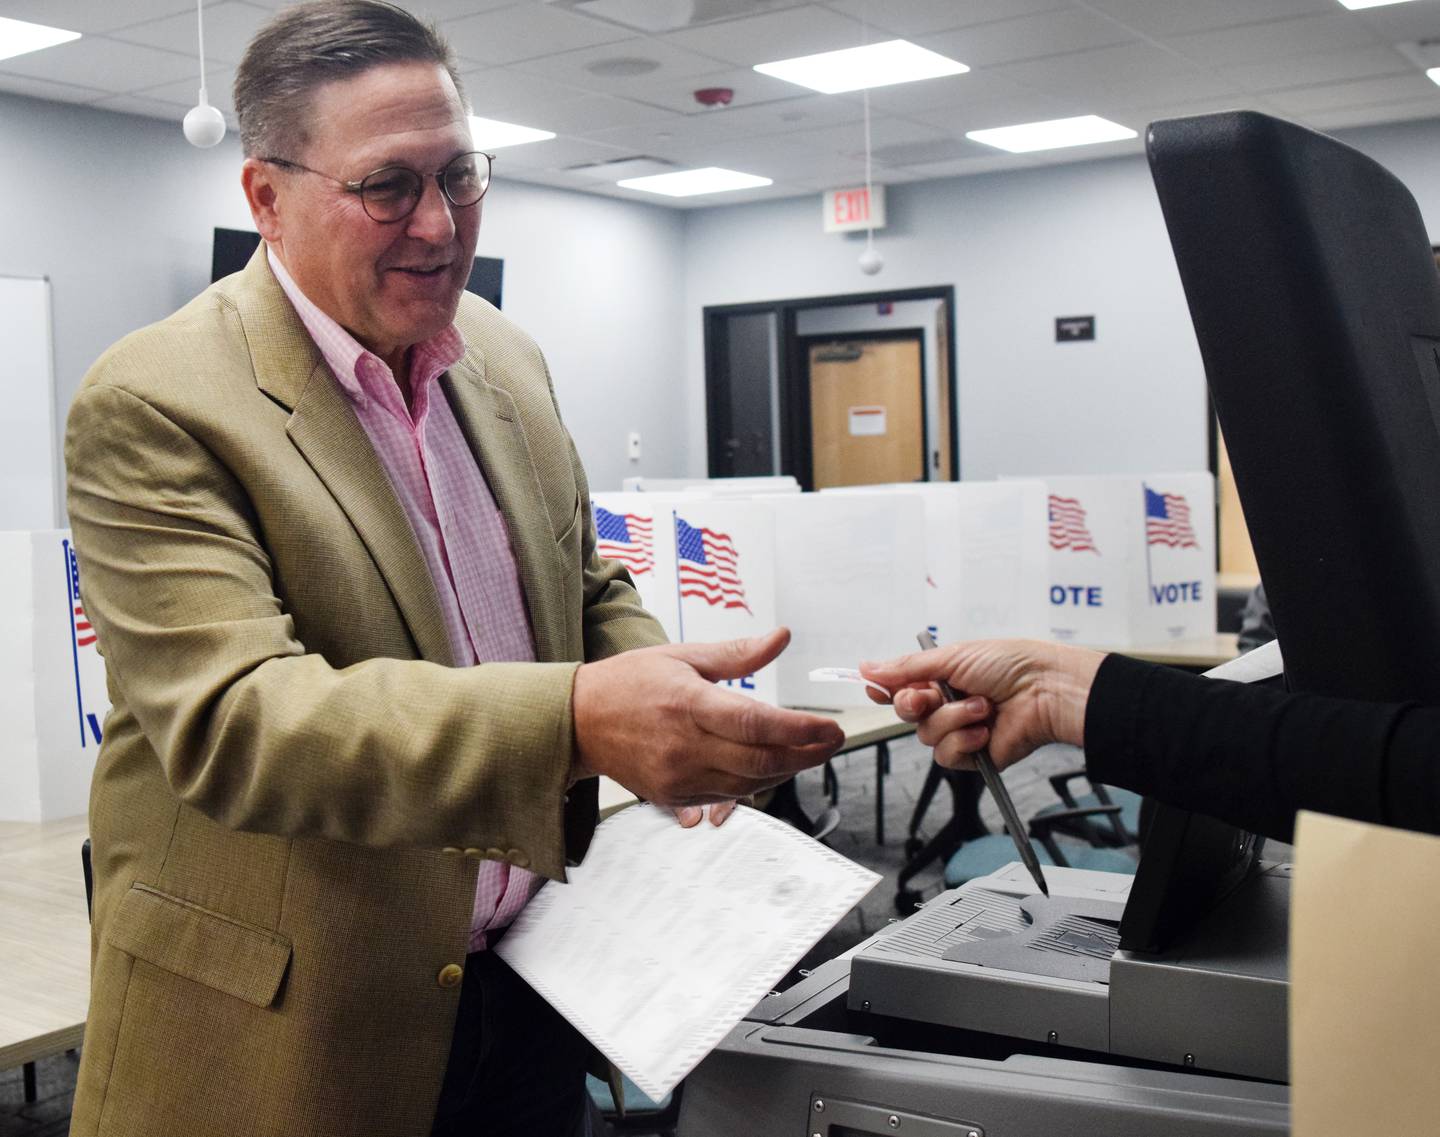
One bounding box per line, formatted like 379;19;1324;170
875;741;890;845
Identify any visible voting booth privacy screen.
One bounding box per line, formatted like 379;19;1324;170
0;531;110;821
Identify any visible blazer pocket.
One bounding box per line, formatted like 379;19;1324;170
107;883;292;1008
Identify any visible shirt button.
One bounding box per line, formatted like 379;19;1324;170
507;849;529;868
437;963;464;989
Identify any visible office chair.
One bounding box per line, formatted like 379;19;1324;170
939;806;1138;891
1031;771;1143;847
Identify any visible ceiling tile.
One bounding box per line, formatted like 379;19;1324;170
662;4;868;68
820;0;1072;39
1167;13;1382;68
457;65;592;120
107;2;271;65
923;8;1138;70
444;3;632;66
1343;2;1440;44
859;70;1012;117
1082;0;1332;37
1268;72;1440;114
415;0;535;18
532;92;678;133
504;35;728;97
488;134;634;171
1305;97;1440;132
1218;44;1411;93
906;89;1079;135
0;0;194;34
90;91;191;122
0;35;200;91
131;66;239;115
0;71;105;104
605;64;823;116
993;42;1239;106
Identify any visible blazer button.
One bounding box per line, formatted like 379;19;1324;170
507;849;530;868
485;847;505;861
442;846;462;856
463;847;483;860
437;963;464;989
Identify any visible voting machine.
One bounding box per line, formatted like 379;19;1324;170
680;110;1440;1135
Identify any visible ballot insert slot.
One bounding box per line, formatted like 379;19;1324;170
807;1094;983;1137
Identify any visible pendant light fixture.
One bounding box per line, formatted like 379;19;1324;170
856;5;883;276
183;0;226;148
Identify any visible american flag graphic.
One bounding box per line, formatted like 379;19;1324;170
676;516;750;613
67;545;97;647
594;505;653;575
1048;494;1100;554
1144;487;1199;549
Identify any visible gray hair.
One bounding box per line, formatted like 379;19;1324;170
233;0;467;159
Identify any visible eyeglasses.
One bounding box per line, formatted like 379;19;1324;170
260;150;493;222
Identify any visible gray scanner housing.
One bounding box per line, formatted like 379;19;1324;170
680;864;1291;1136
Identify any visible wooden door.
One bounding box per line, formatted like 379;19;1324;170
808;337;925;489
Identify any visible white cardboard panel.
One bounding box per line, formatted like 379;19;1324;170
1037;474;1217;646
0;530;110;822
1132;472;1217;643
824;481;1049;642
761;493;926;708
0;277;58;529
619;475;800;495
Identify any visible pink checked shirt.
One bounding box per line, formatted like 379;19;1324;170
269;248;542;952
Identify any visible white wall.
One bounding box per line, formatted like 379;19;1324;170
0;92;688;499
682;115;1440;484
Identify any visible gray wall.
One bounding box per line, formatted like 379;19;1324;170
0;91;689;499
681;115;1440;482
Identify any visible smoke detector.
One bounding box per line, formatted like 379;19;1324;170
694;86;734;109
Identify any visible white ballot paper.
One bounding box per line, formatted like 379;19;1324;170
494;803;879;1102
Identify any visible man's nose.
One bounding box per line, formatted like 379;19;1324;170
405;175;456;244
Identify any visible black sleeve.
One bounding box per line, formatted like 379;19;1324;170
1082;652;1440;842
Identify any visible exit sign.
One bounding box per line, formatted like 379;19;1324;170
823;185;887;233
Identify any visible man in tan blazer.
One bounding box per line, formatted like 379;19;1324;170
63;3;843;1134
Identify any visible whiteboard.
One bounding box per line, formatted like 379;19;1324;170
0;276;58;529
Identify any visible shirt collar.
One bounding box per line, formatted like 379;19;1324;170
267;245;466;417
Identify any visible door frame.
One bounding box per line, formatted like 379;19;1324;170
703;284;958;489
796;329;928;490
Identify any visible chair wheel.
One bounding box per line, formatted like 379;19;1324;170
894;889;923;913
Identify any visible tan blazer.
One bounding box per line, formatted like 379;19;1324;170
63;246;665;1137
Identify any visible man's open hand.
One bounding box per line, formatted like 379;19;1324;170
571;628;844;805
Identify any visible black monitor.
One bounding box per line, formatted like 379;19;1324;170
1121;111;1440;951
210;226;504;309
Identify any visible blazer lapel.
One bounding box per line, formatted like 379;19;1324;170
442;354;566;663
230;246;455;667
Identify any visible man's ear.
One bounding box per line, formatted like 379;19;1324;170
241;158;283;243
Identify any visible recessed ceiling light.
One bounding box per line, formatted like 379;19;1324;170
0;16;80;63
617;167;773;197
1336;0;1422;9
754;39;968;95
967;115;1138;154
468;115;556;149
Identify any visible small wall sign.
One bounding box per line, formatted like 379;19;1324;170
823;185;887;233
848;406;888;436
1056;316;1096;342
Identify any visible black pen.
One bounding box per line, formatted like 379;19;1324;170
916;631;1050;898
